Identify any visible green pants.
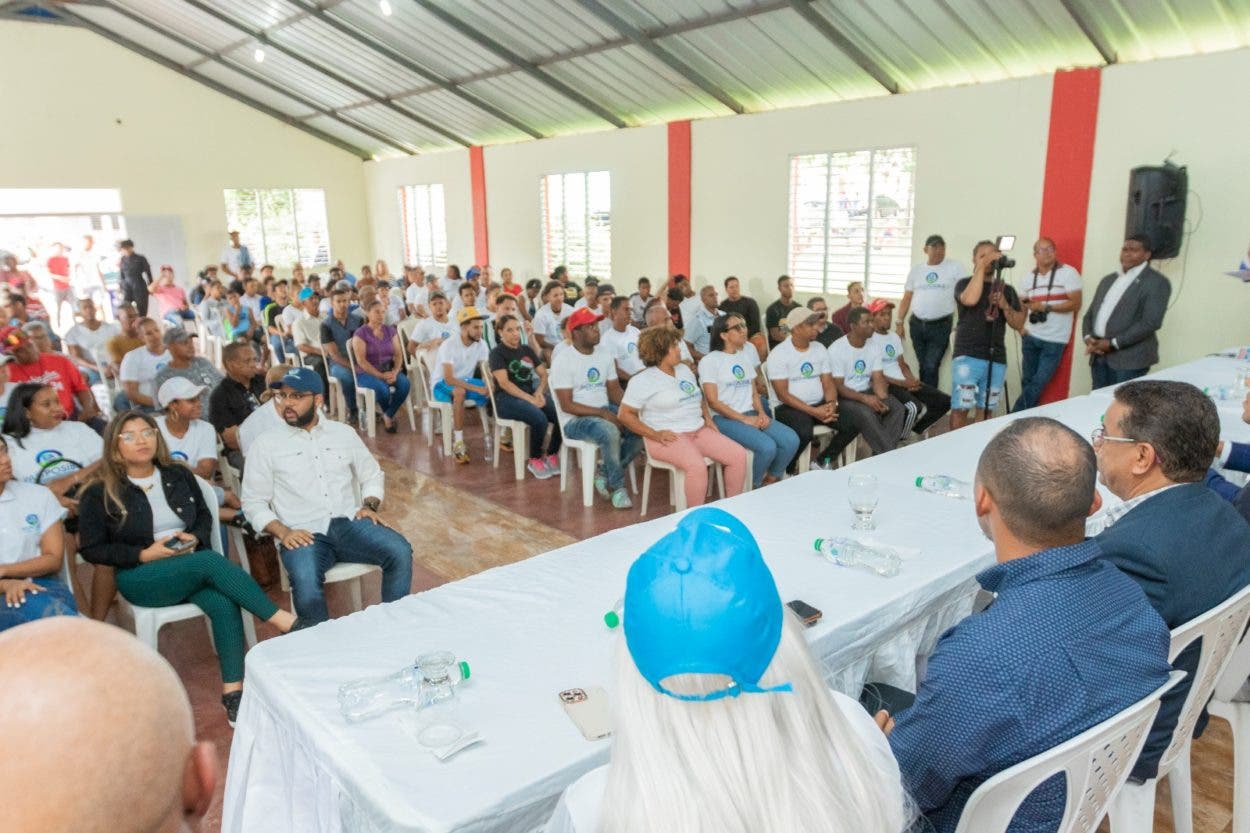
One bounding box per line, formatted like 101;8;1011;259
115;550;278;684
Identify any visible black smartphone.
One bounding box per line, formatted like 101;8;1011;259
787;599;823;627
164;536;197;553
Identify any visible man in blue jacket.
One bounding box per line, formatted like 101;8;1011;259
1205;389;1250;524
1092;380;1250;780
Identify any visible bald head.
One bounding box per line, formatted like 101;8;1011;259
0;618;215;833
976;417;1097;549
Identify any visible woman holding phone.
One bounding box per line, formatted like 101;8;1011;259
78;410;297;725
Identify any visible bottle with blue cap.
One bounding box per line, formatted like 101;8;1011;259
338;651;471;723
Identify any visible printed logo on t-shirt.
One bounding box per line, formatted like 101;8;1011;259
884;344;897;359
679;379;698;396
155;362;168;372
24;513;38;530
442;331;451;340
853;359;867;375
925;271;939;285
731;365;746;380
33;449;79;483
586;367;602;384
626;342;637;353
799;362;814;378
170;450;189;462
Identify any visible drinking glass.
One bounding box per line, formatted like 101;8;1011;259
848;474;879;531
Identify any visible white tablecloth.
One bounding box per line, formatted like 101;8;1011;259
223;356;1250;833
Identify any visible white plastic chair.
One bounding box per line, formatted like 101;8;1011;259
344;336;378;438
414;347;490;456
954;671;1182;833
314;342;347;423
1195;595;1250;833
114;475;258;654
396;322;428;422
1107;583;1250;833
552;397;637;507
640;449;724;516
479;360;531;481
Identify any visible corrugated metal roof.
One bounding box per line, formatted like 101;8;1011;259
37;0;1250;158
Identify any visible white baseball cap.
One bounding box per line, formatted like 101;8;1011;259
157;377;207;408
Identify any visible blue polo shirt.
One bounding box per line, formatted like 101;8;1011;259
319;311;363;356
889;539;1172;833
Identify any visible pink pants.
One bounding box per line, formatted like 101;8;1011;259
645;426;749;508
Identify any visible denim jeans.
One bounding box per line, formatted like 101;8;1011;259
1090;356;1148;390
268;334;295;364
495;389;562;459
712;411;800;485
1014;335;1068;411
328;362;358;418
355;370;411;419
280;516;414;625
562;402;642;491
0;576;78;632
908;315;953;389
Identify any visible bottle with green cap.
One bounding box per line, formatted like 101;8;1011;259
338;650;471;723
604;597;624;629
915;475;972;500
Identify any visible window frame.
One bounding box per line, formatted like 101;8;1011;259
397;183;448;271
540;170;611;280
222;187;330;270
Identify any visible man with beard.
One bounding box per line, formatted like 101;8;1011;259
241;367;413;626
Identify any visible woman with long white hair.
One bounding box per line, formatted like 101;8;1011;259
547;507;909;833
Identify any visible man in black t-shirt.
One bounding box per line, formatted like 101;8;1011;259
765;275;801;349
950;241;1026;430
719;276;766;356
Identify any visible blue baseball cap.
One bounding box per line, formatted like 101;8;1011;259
465;266;481;281
298;287;315;301
623;507;792;702
270;366;324;395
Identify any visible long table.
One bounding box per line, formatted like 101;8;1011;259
222;355;1250;833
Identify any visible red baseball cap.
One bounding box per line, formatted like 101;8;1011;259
865;299;896;314
566;307;604;332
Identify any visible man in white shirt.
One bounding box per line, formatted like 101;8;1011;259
1081;234;1172;390
572;276;600;310
600;297;642;383
241;366;412;626
895;234;966;388
532;281;573;363
433;307;490;464
1013;238;1084;411
766;307;857;470
63;297;119;385
869;300;949;436
827;307;906;455
550;307;642;509
118;318;170;410
684;284;722;361
409;292;455;353
628;277;652;328
404;267;430;317
219;230;251;281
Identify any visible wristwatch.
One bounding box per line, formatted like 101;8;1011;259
362;497;381;512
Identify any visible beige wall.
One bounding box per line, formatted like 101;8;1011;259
0;21;370;282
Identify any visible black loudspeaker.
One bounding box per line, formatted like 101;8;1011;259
1126;163;1187;259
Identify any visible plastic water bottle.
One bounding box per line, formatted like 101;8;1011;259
915;475;972;500
604;598;624;629
338;651;471;723
813;537;901;578
1205;385;1240;402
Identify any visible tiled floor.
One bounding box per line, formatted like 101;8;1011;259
119;416;1234;833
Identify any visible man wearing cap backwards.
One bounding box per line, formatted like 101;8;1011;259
2;324;100;425
826;306;907;455
434;307;491;465
874;418;1172;833
869;299;950;437
242;367;413;626
546;507;908;833
765;306;858;471
153;328;222;395
896;234;966;388
550;307;642;510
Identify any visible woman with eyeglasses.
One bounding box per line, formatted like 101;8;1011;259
77;411;297;725
351;299;410;434
698;315;799;488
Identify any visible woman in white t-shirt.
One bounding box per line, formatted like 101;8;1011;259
617;327;747;509
545;508;910;833
699;314;800;489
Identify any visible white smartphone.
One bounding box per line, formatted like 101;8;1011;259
559;687;612;741
995;234;1016;252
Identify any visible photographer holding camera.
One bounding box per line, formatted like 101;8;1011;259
950;240;1026;430
1013;238;1083;411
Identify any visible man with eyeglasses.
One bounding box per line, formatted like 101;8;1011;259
1013;238;1083;411
1088;379;1250;781
242;367;412;626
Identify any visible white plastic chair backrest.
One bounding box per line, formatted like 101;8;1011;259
194;474;222;554
1157;582;1250;772
1214;603;1250;703
953;671;1183;833
396;324;415;372
479;360;502;413
414;348;439;400
759;362;780;407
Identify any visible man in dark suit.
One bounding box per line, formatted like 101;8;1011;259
1091;380;1250;780
1081;234;1172;389
1206;389;1250;524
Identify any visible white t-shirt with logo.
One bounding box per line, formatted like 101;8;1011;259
766;338;830;406
4;421;103;485
904;258;966;321
870;332;907;382
64;321;120;359
532;303;573;345
550;345;616;410
119;347;171;400
622;364;705;433
435;335;489;381
828;337;882;393
157;415;217;468
0;481;67;568
405;283;427;313
601;325;642;375
1021;263;1083;344
698;345;761;414
413;317;454;346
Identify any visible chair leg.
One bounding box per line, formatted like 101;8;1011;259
1227;704;1250;833
441;409;454;456
580;448;595;507
1169;741;1195;833
672;469;687;513
797;444;812;475
513;426;527;481
640;463;652;516
559;446;569;493
1108;778;1159;833
134;614;160;653
492;425;502;468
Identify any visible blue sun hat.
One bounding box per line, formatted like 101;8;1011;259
623;506;792;702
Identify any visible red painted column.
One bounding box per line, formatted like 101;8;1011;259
469;145;490;266
1038;67;1101;404
667;120;692;279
